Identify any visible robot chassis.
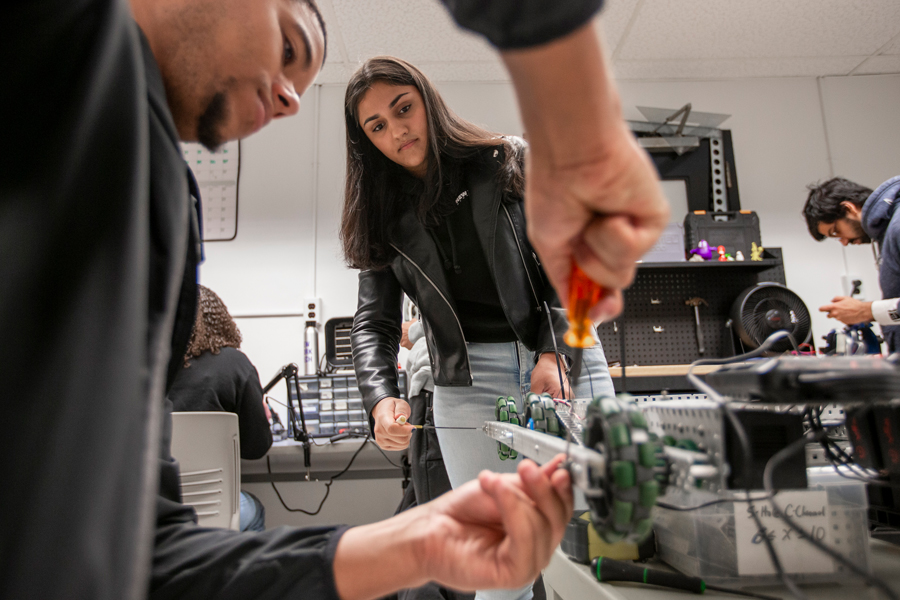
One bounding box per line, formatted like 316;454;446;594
486;394;724;543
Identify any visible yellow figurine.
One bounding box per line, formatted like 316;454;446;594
750;242;764;261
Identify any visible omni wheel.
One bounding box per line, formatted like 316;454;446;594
524;393;563;437
582;395;664;544
495;396;519;460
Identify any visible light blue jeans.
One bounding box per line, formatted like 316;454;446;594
432;341;614;600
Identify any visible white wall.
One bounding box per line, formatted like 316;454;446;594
199;73;900;420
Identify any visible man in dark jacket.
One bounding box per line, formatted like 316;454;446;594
3;0;668;597
803;176;900;352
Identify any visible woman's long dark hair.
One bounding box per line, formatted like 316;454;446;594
341;56;524;270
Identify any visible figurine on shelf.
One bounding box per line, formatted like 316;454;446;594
717;245;728;261
735;250;745;261
751;242;764;261
689;253;705;262
689;239;713;261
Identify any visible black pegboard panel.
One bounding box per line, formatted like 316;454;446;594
598;249;787;365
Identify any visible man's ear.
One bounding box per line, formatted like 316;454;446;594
841;200;863;220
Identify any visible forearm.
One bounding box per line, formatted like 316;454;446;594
502;23;624;169
333;512;428;600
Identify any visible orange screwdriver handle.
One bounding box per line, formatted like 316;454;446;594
564;260;603;348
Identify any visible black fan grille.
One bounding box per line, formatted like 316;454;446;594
740;287;811;351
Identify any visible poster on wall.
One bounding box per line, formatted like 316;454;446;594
181;140;240;241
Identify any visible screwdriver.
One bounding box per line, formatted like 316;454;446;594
563;260;604;349
591;557;781;600
394;415;475;430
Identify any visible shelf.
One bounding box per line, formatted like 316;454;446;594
637;258;780;269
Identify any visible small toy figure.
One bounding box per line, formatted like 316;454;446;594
689;239;713;261
735;251;745;261
689;254;705;262
717;245;727;261
750;242;764;261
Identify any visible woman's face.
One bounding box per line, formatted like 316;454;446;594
356;82;429;178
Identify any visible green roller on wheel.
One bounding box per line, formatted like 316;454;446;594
582;394;666;544
494;396;519;460
525;392;562;437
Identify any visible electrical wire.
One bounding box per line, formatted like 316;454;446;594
542;300;582;467
656;492;776;512
542;301;567;402
266;432;372;516
763;432;899;600
685;330;807;599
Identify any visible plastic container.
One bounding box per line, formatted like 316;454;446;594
654;472;870;586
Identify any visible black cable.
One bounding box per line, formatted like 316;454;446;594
721;402;806;600
542;300;567;402
763;432;899;600
618;316;627;393
541;300;583;467
370;439;404;469
584;354;595;399
656;492;777;512
266;432;371;516
805;407;892;486
685;330;806;599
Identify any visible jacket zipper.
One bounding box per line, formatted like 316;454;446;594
503;204;541;311
390;244;472;382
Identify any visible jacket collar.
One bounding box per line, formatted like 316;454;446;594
137;26;181;152
862;175;900;243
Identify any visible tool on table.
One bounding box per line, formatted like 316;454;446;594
591;557;780;600
685;297;708;354
394;415;475;430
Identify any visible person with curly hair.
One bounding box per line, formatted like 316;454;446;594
168;285;272;530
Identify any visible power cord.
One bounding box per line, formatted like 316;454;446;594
266;432;371;516
685;330;806;599
542;300;567;402
763;432;899;600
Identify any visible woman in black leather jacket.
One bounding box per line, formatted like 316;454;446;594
341;57;614;541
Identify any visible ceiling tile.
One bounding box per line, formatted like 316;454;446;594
612;57;863;80
595;0;640;53
852;55;900;75
618;0;900;60
882;33;900;55
331;0;495;64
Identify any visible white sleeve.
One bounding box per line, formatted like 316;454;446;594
871;298;900;325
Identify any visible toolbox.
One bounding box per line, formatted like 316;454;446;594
684;210;760;259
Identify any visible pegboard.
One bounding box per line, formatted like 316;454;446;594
599;249;786;365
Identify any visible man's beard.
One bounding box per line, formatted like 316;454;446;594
849;219;872;244
196;92;228;151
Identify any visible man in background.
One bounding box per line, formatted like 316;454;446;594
804;176;900;352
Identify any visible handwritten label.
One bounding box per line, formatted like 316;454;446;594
734;490;833;575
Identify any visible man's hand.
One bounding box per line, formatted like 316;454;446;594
333;456;574;600
820;296;874;325
503;24;669;322
530;353;572;399
370;397;413;451
525;128;669;321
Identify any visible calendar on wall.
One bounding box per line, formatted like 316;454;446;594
181;140;240;241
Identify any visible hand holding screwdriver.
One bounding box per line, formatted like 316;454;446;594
564;260;605;349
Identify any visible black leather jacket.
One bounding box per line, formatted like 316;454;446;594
352;142;574;421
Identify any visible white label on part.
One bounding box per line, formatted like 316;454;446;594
734;491;833;575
